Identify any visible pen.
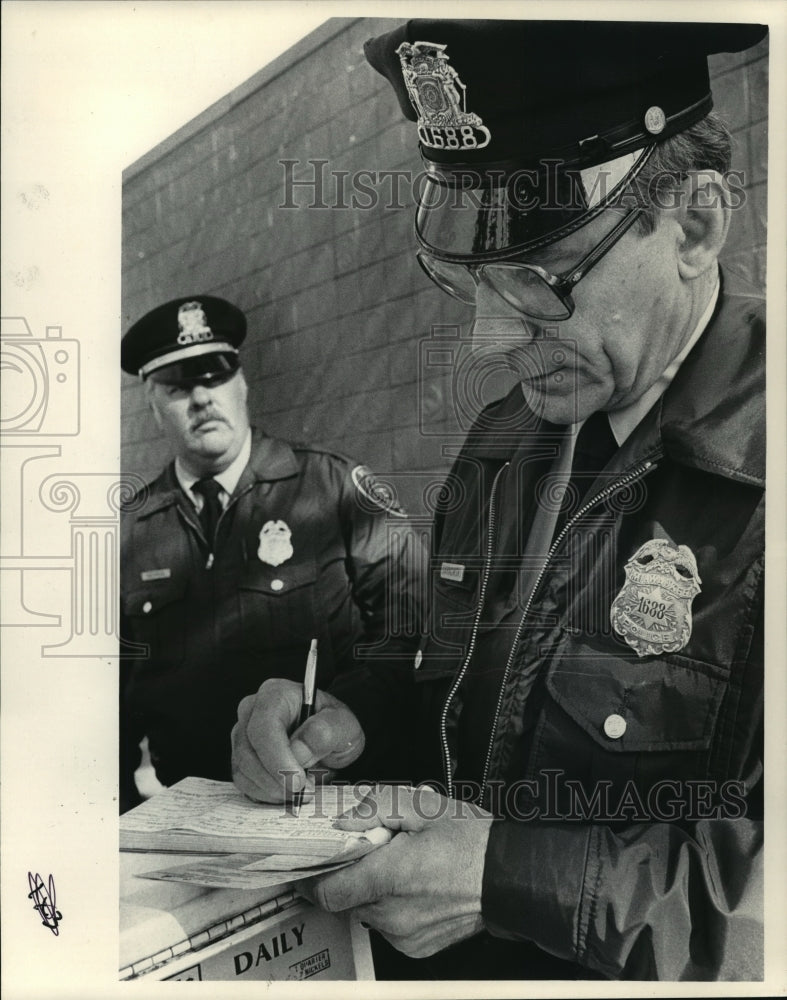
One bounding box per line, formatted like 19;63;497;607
293;638;318;818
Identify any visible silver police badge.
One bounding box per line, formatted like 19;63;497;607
610;539;701;657
396;40;491;151
257;520;293;567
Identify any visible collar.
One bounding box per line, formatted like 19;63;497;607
608;277;720;446
137;429;301;519
175;429;252;504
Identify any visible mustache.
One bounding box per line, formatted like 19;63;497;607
190;411;228;430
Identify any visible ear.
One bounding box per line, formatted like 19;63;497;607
674;170;731;280
144;379;164;430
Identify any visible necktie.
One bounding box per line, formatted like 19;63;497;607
569;410;619;505
555;411;618;537
192;477;223;547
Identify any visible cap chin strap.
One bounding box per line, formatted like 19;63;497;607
139;343;238;379
578;147;646;210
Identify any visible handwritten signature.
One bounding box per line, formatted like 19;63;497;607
27;872;62;935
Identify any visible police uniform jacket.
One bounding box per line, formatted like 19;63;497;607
121;431;423;805
333;279;765;980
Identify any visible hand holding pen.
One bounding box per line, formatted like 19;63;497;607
231;647;366;806
292;638;318;817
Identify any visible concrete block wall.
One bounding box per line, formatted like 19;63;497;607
709;40;769;290
122;18;769;515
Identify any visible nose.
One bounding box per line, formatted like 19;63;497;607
474;279;519;318
471;283;534;349
188;384;212;407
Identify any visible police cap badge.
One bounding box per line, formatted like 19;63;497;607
364;20;767;259
121;295;246;384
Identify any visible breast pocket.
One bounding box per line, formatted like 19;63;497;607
529;633;729;804
237;559;319;650
415;571;480;682
122;579;188;670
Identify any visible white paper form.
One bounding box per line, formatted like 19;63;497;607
137;828;393;889
119;777;388;860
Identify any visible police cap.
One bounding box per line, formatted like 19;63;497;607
364;20;767;258
121;295;246;385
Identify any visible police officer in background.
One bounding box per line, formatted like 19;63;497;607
119;295;424;812
232;21;767;981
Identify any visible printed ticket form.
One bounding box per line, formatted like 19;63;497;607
120;777;393;887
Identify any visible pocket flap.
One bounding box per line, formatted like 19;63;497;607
546;641;727;752
413;645;463;682
240;559;318;595
123;579;187;616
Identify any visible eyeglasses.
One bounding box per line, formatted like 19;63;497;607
416;207;645;321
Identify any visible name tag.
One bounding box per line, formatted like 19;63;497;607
440;562;465;583
141;568;171;581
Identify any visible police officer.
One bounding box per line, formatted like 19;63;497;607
231;21;767;980
119;295;424;811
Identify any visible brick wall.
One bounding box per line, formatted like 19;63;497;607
122;18;769;515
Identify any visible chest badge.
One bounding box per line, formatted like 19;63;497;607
257;520;293;567
610;539;701;658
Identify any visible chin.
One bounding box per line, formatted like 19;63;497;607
521;383;582;427
190;438;234;462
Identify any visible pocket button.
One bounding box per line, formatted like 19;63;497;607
603;713;627;740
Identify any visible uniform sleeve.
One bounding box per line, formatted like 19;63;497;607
482;813;763;980
325;461;428;778
329;657;417;780
338;462;429;665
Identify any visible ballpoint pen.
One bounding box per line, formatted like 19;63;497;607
292;638;318;818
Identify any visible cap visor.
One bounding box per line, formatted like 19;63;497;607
416;150;647;260
147;351;240;386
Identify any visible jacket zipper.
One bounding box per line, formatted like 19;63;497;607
438;463;509;798
475;459;656;805
439;458;656;802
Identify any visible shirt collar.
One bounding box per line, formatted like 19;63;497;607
607;277;720;446
175;429;252;504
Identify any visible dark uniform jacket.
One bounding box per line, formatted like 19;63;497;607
333;281;764;980
120;431;424;809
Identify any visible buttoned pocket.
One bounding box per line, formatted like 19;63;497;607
545;642;728;753
415;572;480;682
237;558;319;649
122;578;188;669
518;636;732;814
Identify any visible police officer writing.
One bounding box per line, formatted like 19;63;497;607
120;295;423;812
232;21;766;981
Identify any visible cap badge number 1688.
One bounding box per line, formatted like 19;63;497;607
396;40;491;152
610;539;702;658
